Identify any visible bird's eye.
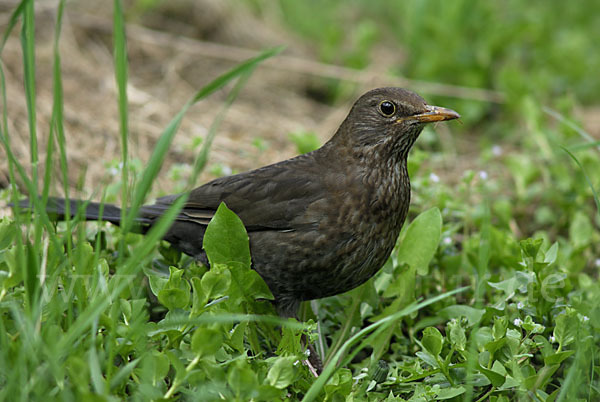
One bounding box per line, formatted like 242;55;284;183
378;100;396;117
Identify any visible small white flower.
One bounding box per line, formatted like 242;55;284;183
109;167;118;176
222;165;233;176
582;316;590;322
517;302;524;309
595;259;600;268
513;318;523;326
429;173;440;183
492;145;503;156
442;237;452;245
549;335;556;343
304;348;311;357
293;360;300;366
478;171;488;180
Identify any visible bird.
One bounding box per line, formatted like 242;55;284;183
18;87;459;317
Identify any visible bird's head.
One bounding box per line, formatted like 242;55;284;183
331;87;460;159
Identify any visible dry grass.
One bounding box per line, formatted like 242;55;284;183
0;1;346;198
0;0;512;201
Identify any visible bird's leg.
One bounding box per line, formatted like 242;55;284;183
302;334;323;376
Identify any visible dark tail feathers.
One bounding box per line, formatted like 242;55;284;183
16;197;126;226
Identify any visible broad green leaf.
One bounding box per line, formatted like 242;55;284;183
519;238;543;259
151;350;170;383
439;305;485;327
415;351;438;368
553;309;578;349
522;364;560;391
485;338;506;360
422;326;443;356
569;211;593;249
324;368;353;398
145;269;168;297
190;277;208;315
157;288;189;310
493;316;508;341
203;203;251;268
200;266;231;300
191;327;223;357
522;316;544;334
478;364;506;387
267;356;297;389
0;219;16;250
228;363;259;399
447;320;467;351
544;350;575;365
229;321;248;353
397;207;442;275
493;270;533;291
436;386;466;399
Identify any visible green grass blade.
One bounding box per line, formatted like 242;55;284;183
20;0;38;193
113;0;130;224
0;0;28;53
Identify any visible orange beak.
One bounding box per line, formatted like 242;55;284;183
398;105;460;124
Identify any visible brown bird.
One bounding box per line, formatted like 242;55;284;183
21;87;459;317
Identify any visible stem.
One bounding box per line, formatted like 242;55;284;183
475;386;495;402
436;355;455;386
163;354;201;399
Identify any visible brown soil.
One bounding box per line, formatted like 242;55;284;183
0;0;500;202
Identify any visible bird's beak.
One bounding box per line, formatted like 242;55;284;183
398;105;460;124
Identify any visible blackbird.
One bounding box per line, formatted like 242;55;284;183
19;87;459;317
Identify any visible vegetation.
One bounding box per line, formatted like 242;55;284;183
1;0;599;400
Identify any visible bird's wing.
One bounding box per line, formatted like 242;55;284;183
139;153;327;231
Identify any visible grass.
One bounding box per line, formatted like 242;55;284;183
1;0;599;400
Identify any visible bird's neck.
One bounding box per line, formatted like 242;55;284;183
319;137;412;227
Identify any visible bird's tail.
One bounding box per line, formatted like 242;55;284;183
14;197;125;226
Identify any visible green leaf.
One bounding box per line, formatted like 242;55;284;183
190;277;208;315
544;242;559;264
267;356;297;389
553;309;578;349
435;386;466;399
485;338;506;360
0;219;16;250
439;305;485;327
493;316;508;341
200;265;231;300
487;271;532;297
522;316;544;334
544;350;575;365
191;327;223;357
203;203;251;268
569;211;593;249
157;266;191;309
422;327;443;357
447;320;467;351
522;364;560;391
229;321;248;353
145;268;168;297
157;288;189;310
397;207;442;275
415;351;438;368
150;350;170;384
478;364;506;387
519;238;543;259
228;363;259;399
